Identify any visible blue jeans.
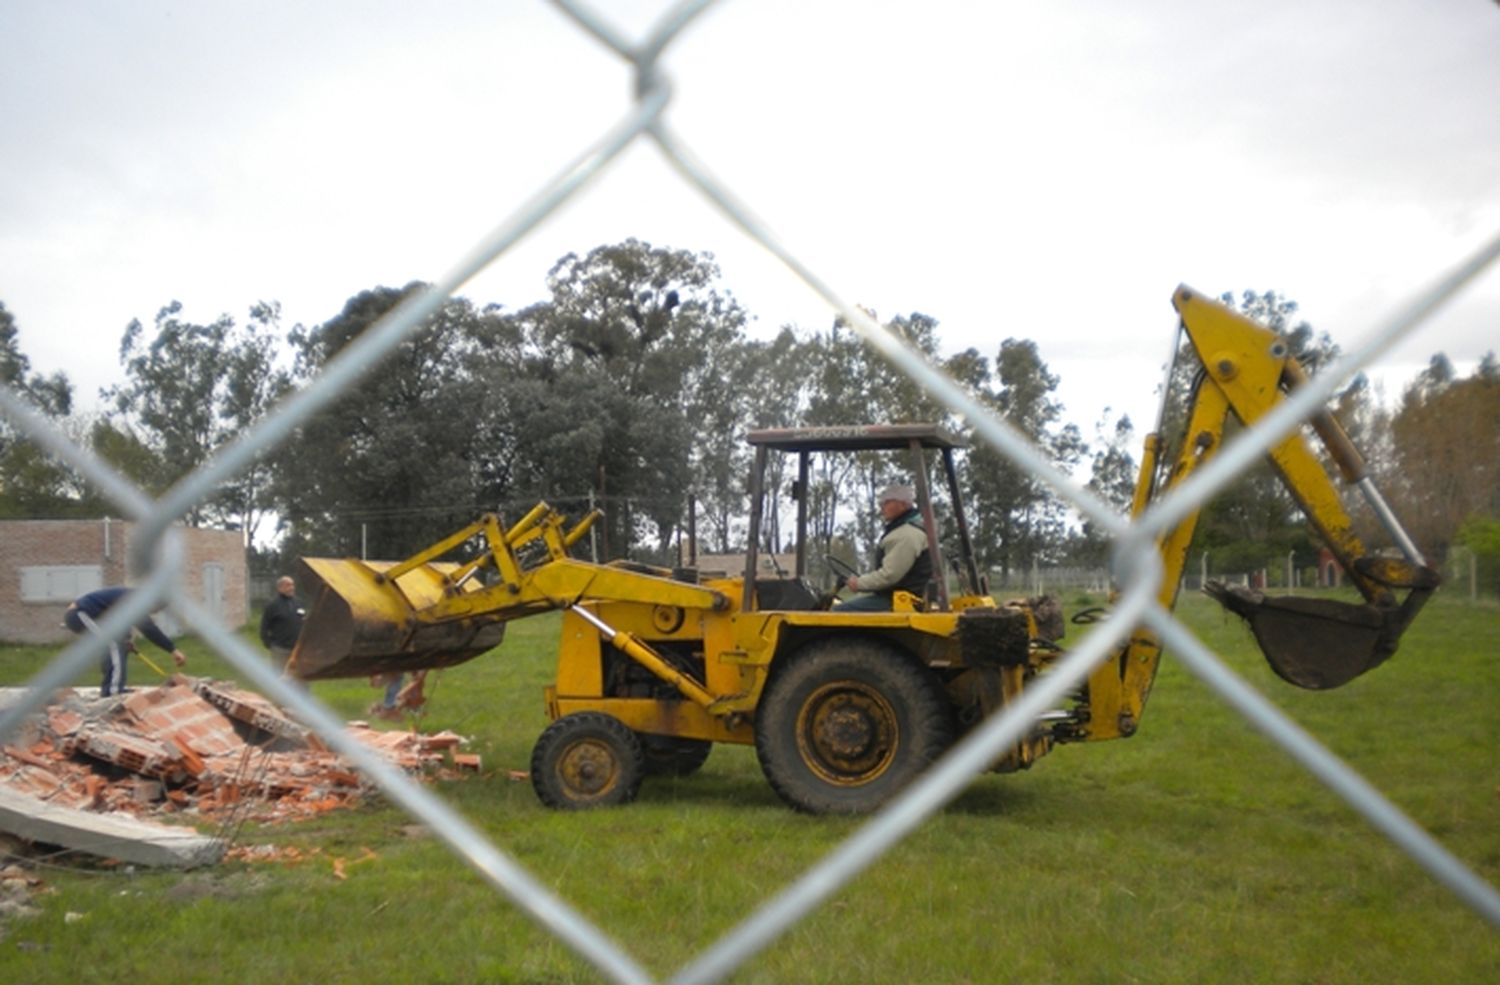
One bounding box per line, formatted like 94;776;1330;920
100;640;127;695
76;610;129;695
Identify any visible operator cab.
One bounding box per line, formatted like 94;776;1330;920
741;423;985;613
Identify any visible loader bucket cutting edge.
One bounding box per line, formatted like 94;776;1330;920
287;556;507;681
1204;582;1403;690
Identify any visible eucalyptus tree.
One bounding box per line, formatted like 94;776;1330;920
1387;353;1500;559
102;300;290;536
693;327;811;555
0;301;82;515
793;310;966;562
0;302;69;411
503;240;749;561
1062;410;1138;567
964;338;1084;581
272;285;502;558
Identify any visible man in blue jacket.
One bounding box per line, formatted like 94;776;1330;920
64;586;188;696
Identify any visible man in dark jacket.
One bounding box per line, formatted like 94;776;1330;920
836;483;933;612
259;575;305;667
64;586;188;696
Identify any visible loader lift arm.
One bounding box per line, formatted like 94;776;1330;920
1073;286;1440;742
287;504;732;702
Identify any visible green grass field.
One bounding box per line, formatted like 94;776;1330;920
2;592;1497;983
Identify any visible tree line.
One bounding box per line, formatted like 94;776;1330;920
2;240;1497;592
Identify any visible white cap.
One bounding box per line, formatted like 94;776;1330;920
878;483;915;505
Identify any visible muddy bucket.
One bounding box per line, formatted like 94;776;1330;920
287;556;507;681
1204;582;1400;690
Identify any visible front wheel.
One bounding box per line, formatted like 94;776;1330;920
531;712;645;809
755;638;953;814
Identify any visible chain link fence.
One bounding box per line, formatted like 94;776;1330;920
3;3;1498;981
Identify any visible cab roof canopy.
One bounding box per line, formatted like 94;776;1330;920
746;423;966;453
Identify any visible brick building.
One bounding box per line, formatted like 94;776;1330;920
0;518;247;644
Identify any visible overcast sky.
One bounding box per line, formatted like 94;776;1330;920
3;0;1497;448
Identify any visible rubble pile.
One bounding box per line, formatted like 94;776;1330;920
0;675;473;828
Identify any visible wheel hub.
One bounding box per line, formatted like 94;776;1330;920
798;682;898;785
558;739;619;798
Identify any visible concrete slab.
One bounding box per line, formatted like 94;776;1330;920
0;686;102;716
0;785;223;868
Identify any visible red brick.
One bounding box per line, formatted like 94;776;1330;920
3;745;52;769
169;735;207;776
47;709;82;736
2;765;63;799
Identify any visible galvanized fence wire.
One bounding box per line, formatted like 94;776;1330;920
2;0;1498;979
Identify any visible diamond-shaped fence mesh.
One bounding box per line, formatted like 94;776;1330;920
2;3;1497;981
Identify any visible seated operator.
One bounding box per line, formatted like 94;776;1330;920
835;483;932;612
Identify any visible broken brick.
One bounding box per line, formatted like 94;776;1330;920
2;745;52;770
83;774;106;809
47;708;83;737
419;732;463;752
129;777;163;806
67;727;183;782
168;735;208;777
5;765;63;801
3;676;478;837
124;684;243;757
190;679;314;746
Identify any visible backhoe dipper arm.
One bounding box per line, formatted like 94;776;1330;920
1078;287;1440;740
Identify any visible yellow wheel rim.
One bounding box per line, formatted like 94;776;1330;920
794;680;900;787
557;737;621;800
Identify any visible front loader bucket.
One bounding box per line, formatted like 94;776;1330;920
286;557;507;681
1204;582;1420;690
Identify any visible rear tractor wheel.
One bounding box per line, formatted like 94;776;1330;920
755;638;954;814
530;712;645;809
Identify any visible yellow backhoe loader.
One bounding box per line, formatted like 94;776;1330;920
285;286;1438;813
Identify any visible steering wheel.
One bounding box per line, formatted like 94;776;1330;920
824;554;859;585
813;554;858;610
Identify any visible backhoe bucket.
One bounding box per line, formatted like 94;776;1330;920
1204;583;1409;690
286;557;507;681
